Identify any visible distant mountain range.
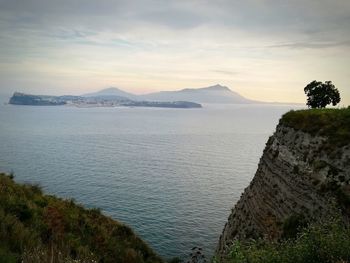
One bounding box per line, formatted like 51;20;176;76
9;84;270;108
83;87;138;100
82;84;258;104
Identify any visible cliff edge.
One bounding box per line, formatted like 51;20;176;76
217;108;350;258
0;173;163;263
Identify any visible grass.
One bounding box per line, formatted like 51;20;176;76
280;107;350;146
218;217;350;263
0;173;163;263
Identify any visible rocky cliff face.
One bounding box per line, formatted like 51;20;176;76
217;122;350;257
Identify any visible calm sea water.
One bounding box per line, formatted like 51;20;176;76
0;102;300;259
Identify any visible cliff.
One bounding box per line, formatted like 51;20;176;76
217;108;350;258
0;173;163;263
9;92;67;106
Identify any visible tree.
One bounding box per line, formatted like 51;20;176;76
304;80;340;108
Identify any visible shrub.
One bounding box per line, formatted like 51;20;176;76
280;108;350;147
222;217;350;263
281;214;307;239
0;173;163;263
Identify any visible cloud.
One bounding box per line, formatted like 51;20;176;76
1;0;349;34
211;70;239;76
1;0;350;55
269;40;350;50
0;0;349;104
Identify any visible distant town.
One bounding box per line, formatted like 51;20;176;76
8;92;202;109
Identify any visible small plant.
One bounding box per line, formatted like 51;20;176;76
281;214;307;239
227;241;246;263
8;171;15;179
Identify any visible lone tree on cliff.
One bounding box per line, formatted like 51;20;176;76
304;80;340;108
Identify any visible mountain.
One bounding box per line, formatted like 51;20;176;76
140;84;257;104
82;85;258;104
82;87;137;100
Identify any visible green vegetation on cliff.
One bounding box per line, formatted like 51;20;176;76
219;217;350;263
0;173;163;263
280;107;350;146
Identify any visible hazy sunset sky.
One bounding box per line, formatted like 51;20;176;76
0;0;349;104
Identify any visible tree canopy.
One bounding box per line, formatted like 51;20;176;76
304;80;340;108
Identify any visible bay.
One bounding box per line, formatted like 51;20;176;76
0;103;300;259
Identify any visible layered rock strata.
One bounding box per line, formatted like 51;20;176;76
217;124;350;257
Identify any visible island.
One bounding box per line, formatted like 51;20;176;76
9;92;202;109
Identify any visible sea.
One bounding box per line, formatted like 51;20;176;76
0;100;302;259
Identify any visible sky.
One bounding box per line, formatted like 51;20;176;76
0;0;349;104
